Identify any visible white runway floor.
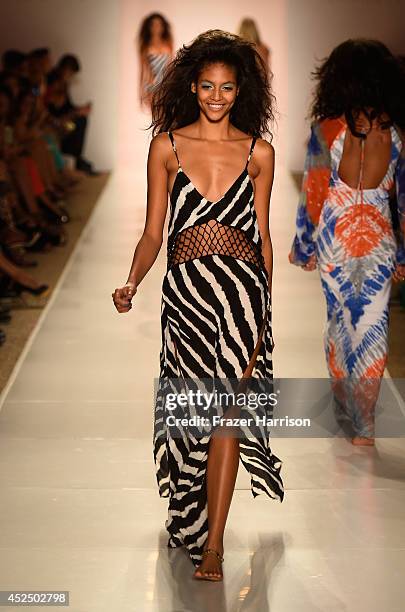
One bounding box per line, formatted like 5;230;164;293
0;138;405;611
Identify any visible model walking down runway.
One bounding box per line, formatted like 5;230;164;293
137;13;173;109
289;40;405;444
113;29;283;581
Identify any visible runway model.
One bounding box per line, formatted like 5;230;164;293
137;13;173;110
289;39;405;445
113;30;283;581
238;17;271;74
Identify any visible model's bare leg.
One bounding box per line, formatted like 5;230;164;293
194;317;267;580
192;428;238;580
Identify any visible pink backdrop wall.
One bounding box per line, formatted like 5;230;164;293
117;0;288;168
1;1;404;173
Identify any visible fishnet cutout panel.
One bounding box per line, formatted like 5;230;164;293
168;220;264;270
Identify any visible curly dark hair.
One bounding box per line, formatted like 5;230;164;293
311;38;405;134
138;13;172;55
150;29;275;138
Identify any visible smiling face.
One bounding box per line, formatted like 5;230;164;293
192;62;239;123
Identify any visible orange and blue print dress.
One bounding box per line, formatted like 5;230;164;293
290;117;405;437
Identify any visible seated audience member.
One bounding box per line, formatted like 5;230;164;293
0;71;21;100
1;49;29;80
24;50;82;189
46;54;98;175
12;88;70;223
0;84;67;256
0;43;102;349
28;48;52;81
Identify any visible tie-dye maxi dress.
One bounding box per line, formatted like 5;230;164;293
290;117;405;438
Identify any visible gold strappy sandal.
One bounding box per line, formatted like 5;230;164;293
193;548;224;581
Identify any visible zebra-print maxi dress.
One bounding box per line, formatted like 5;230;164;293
153;132;284;567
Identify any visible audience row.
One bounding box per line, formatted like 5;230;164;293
0;46;99;347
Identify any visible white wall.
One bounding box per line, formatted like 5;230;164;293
0;0;119;170
287;0;405;172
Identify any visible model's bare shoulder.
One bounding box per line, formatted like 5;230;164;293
149;131;172;151
254;138;275;171
148;132;173;165
255;138;275;157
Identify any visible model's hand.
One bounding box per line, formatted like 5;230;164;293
393;264;405;283
112;282;137;313
301;254;317;271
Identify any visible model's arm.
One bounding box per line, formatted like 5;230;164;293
288;120;331;270
252;139;275;294
139;53;146;94
393;137;405;281
112;134;169;313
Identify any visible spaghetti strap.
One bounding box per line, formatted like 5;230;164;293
167;131;180;166
246;137;257;168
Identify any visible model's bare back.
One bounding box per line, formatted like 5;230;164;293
338;119;393;190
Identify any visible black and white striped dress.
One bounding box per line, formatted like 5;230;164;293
144;52;170;95
153;131;284;567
